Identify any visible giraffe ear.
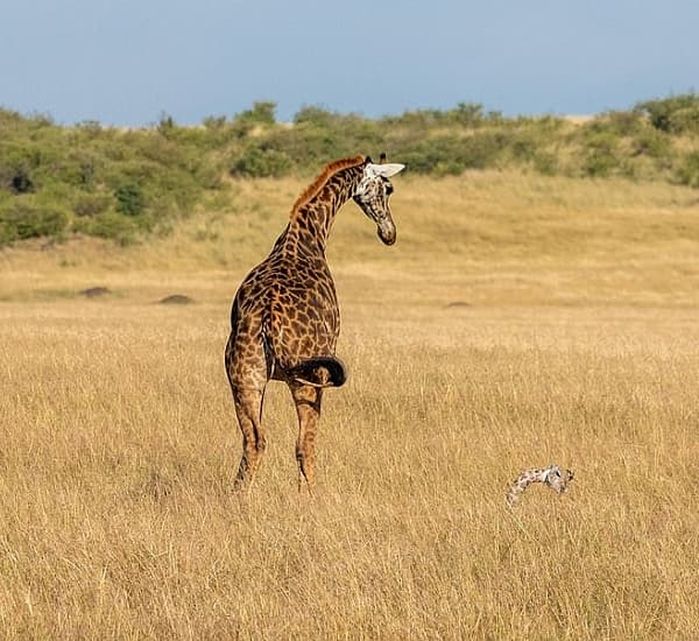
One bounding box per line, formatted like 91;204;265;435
366;163;405;178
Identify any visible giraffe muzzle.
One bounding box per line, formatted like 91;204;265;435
377;220;396;245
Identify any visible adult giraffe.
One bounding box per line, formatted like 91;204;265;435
225;154;405;490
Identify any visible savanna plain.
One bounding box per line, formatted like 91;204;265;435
1;172;698;640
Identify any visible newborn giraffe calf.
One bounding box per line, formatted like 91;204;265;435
506;465;575;507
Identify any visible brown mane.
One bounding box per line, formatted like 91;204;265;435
290;155;366;217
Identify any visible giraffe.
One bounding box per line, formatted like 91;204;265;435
224;154;405;491
505;465;574;507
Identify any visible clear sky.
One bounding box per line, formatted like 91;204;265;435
1;0;697;125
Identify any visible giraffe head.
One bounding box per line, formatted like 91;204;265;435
352;155;405;245
543;466;574;494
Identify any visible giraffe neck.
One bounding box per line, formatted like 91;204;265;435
281;165;363;256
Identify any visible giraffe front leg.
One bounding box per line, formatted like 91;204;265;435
232;386;266;490
290;383;323;494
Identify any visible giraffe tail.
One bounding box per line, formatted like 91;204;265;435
286;356;347;388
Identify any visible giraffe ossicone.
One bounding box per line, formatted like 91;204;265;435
365;162;406;178
224;155;404;491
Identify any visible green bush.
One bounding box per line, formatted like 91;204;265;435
631;130;671;159
157;112;176;137
294;106;336;127
230;147;292;178
510;136;538;163
10;168;34;194
234;101;277;126
450;102;487;127
0;109;227;247
0;201;68;242
263;112;382;168
115;183;145;216
533;151;558;176
0;147;38;194
582;133;621;177
461;132;509;168
675;152;699;188
75;211;138;245
638;94;699;133
588;110;643;136
51;151;100;189
202;115;227;130
669;107;699;134
73;193;112;217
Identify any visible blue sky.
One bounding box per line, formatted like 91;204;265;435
1;0;696;125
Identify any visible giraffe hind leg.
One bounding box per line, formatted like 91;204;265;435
231;386;266;490
225;331;269;490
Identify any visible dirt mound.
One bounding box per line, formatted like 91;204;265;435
158;294;194;305
80;286;111;298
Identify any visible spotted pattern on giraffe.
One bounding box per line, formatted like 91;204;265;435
224;154;405;491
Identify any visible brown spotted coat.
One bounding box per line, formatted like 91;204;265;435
225;155;400;490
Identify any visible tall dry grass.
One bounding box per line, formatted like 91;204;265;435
0;172;698;639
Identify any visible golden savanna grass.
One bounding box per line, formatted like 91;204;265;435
1;172;698;639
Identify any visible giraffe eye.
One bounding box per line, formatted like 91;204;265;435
385;183;394;195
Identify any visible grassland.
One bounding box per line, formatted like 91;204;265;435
1;172;698;639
